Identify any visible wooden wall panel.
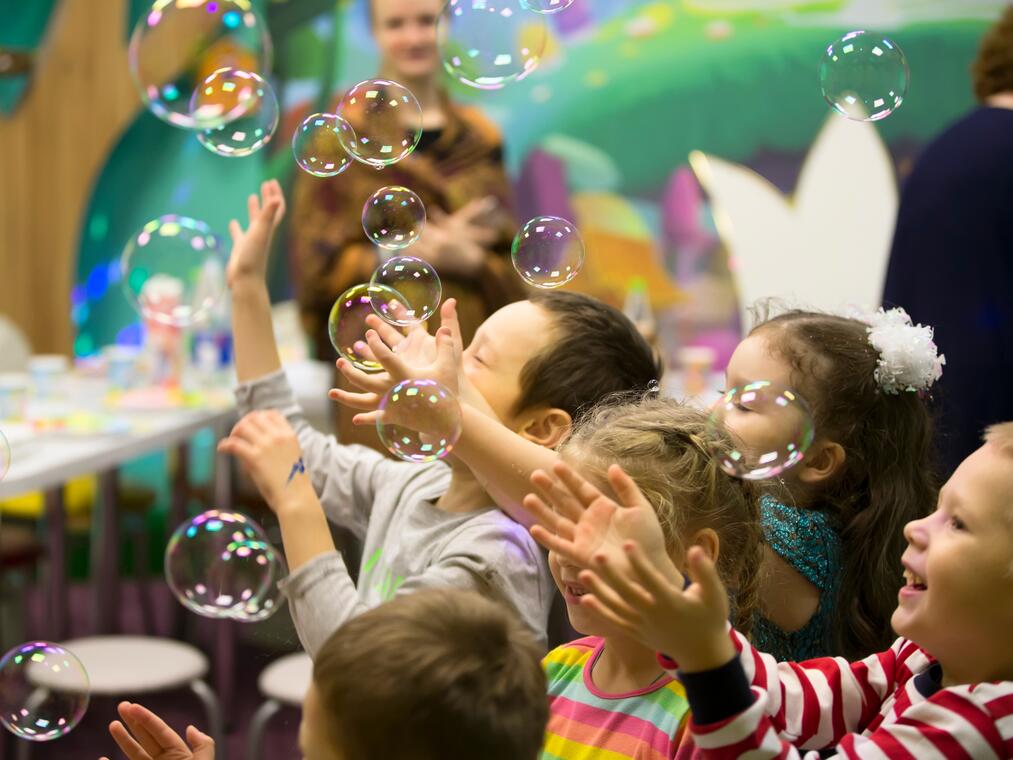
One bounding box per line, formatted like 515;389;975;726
0;0;139;354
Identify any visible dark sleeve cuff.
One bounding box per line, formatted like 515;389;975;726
679;656;755;725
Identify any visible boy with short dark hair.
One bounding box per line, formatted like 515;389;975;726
218;181;659;657
103;589;549;760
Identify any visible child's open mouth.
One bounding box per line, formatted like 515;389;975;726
902;568;927;591
564;583;588;601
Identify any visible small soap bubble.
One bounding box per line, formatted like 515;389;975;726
647;379;660;394
438;0;547;90
120;215;228;328
336;79;422;168
369;256;442;326
292;112;353;177
329;283;410;372
164;510;284;621
377;379;462;463
511;216;584;289
819;31;908;121
196;68;278;157
129;0;272;129
521;0;575;13
361;186;427;250
706;381;816;480
0;642;89;742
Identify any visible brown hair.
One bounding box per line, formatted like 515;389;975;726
313;589;548;760
751;306;937;658
513;291;662;424
972;5;1013;101
561;396;764;634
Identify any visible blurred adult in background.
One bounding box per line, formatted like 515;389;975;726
290;0;522;366
883;5;1013;476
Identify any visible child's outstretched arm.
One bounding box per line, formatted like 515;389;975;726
227;179;286;383
331;297;560;528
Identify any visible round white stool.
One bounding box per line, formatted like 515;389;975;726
13;636;224;760
247;652;312;760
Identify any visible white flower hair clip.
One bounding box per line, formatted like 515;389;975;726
860;307;946;395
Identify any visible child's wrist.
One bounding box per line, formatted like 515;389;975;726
675;635;737;674
272;477;319;518
230;278;270;301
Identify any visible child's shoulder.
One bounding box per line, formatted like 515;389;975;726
544;636;601;665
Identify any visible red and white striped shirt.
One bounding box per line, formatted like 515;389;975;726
662;633;1013;759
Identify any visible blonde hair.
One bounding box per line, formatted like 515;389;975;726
984;422;1013;454
561;396;764;634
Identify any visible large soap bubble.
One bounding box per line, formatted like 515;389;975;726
337;79;422;168
0;642;89;742
511;216;584;289
819;31;908;122
195;68;279;157
377;379;462;463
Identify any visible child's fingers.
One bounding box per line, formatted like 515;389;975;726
328;387;380;411
685;546;726;610
247;192;260;222
529;524;579;559
553;461;607;510
623;541;685;601
578;593;641;636
352;410;382;426
116;704;162;757
607;464;652;510
364;329;409;377
228;219;243;245
217;436;258;464
530;470;585;523
125;703;189;750
108;719;151;760
186;724;216;758
577;567;645;622
363;313;406;349
586;554;656;610
440;298;464;356
521;492;566;534
335;359;391;393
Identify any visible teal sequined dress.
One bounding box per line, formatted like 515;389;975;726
753;494;841;661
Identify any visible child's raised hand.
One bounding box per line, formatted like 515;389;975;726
217;410;307;513
101;701;215;760
330;298;472;425
579;544;736;673
527;463;672;578
226;179;286;289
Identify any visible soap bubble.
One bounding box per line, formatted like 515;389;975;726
164;510;285;621
438;0;547;90
292;112;353;177
120;215;228;328
707;381;816;480
0;642;89;742
819;31;908;122
129;0;272;129
369;256;442;326
377;379;462;463
521;0;575;13
196;69;278;157
0;430;9;481
362;186;427;250
511;216;584;289
337;79;422;168
329;283;410;372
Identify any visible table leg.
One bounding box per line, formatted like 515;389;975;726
91;469;121;634
42;487;67;640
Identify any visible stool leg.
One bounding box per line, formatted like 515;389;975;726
247;699;282;760
190;679;225;760
14;737;28;760
131;518;157;635
42;487;67;639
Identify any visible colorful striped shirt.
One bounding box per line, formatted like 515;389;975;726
662;631;1013;758
542;636;690;760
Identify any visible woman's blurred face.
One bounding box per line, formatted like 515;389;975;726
372;0;443;81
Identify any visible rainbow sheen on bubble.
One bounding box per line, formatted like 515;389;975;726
0;642;89;742
292;112;353;177
329;283;410;372
362;186;426;250
0;429;9;481
511;216;584;289
337;79;422;168
129;0;272;129
819;31;908;122
196;69;278;157
377;379;462;463
521;0;575;13
120;215;228;328
369;256;442;326
164;510;285;621
438;0;547;90
707;381;816;481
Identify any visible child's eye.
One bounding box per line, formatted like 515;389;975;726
948;516;966;531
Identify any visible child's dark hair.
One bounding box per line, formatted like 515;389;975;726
561;396;764;634
751;305;938;658
513;291;662;424
313;589;548;760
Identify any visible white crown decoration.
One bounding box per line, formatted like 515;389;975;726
861;307;946;395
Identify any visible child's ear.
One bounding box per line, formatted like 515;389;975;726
799;440;847;485
516;408;572;449
689;528;720;565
